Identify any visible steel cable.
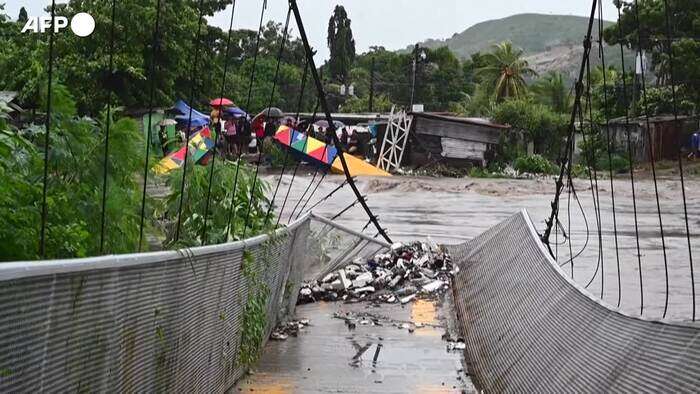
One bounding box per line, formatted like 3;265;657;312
202;0;238;245
597;1;622;307
242;6;292;238
662;0;696;321
633;0;670;318
99;0;118;254
275;61;311;226
264;59;310;227
39;0;57;259
224;0;267;241
173;0;207;242
616;2;644;316
138;0;164;252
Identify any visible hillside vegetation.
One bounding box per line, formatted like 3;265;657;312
413;13;631;79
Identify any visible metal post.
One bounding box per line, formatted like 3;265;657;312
409;44;418;108
289;0;392;244
369;57;375;112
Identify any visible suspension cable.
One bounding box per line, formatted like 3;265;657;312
224;0;267;242
290;0;391;243
99;0;118;254
39;0;57;259
303;178;350;215
138;0;164;252
542;0;598;247
633;0;670;318
264;59;310;226
173;0;207;243
275;62;311;226
598;1;622;307
582;45;605;298
616;2;644;316
242;6;292;238
662;0;695;321
293;171;327;222
202;0;237;245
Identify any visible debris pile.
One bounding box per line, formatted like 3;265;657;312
270;319;310;340
298;240;457;305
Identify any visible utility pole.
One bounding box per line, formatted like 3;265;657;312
369;56;375;112
410;43;418;108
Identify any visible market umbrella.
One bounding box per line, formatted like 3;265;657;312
224;107;247;118
314;119;345;129
257;107;284;119
210;97;234;107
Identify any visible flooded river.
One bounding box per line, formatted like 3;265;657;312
243;171;700;393
267;172;700;322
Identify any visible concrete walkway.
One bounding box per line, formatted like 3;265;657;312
235;295;475;393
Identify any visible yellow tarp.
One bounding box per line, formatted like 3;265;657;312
331;153;391;177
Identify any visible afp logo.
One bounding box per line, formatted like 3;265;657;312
21;12;95;37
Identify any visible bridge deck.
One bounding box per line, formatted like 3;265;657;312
235;296;474;393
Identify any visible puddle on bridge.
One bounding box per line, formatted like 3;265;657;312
234;295;476;393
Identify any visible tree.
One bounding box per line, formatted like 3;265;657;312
476;41;537;102
327;5;356;84
0;1;311;116
603;0;700;110
18;7;28;23
490;98;568;158
531;72;572;113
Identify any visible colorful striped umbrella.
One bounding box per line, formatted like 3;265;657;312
154;127;214;174
274;125;337;166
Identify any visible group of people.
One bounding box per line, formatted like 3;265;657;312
210;108;252;158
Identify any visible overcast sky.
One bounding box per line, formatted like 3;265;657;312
8;1;618;61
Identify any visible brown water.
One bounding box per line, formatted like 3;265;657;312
267;172;700;322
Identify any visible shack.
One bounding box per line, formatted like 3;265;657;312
575;115;700;163
406;112;510;167
0;91;25;127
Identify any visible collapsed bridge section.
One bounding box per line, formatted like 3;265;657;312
449;210;700;392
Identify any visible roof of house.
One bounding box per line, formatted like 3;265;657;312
0;91;23;113
409;112;510;130
0;91;18;104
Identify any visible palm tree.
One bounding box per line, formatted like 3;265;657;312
476;41;537;102
531;72;572;113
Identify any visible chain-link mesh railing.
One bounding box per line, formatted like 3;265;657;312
0;215;311;393
448;210;700;392
305;213;391;283
0;212;388;392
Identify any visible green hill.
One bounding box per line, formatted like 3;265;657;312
411;13;632;80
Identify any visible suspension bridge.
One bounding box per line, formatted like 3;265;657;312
1;0;700;392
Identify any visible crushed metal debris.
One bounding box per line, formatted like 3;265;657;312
298;240;458;305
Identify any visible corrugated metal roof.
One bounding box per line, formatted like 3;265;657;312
409;112;511;129
0;91;18;104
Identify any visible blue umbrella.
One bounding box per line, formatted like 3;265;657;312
224;107;247;118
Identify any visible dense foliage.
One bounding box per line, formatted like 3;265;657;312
0;84;145;260
0;2;311;116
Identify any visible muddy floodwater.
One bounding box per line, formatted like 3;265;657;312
246;171;700;393
267;172;700;321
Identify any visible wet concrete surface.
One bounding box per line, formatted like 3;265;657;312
234;295;474;393
241;171;700;392
265;172;700;322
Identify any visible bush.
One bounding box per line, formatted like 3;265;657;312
490;98;569;160
514;154;558;175
598;153;630;174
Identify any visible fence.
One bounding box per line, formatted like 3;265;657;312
449;210;700;393
0;215;311;393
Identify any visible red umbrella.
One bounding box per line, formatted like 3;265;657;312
210;97;234;107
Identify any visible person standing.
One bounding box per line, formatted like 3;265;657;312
224;115;238;158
